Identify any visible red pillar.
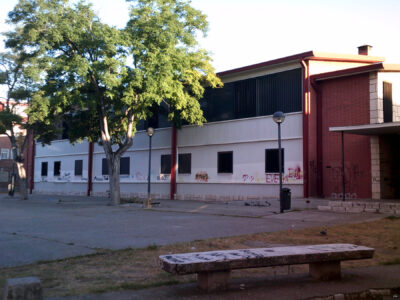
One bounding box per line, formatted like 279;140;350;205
170;126;177;200
87;142;94;196
301;60;310;198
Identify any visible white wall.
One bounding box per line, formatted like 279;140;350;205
33;112;303;199
377;72;400;122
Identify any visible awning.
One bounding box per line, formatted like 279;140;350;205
329;122;400;136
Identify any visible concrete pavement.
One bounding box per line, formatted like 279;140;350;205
0;194;386;268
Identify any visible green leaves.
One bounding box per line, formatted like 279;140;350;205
6;0;222;144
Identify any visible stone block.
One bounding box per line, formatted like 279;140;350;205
197;270;231;292
379;208;395;214
332;207;346;213
346;207;364;213
364;208;378;213
318;206;331;211
369;289;391;296
333;294;345;300
309;261;341;280
2;277;42;300
328;201;342;207
395;210;400;215
352;202;366;209
381;203;397;210
342;201;353;208
365;202;380;209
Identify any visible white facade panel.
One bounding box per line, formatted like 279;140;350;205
33;113;303;199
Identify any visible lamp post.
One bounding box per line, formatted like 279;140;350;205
273;111;285;213
145;127;154;208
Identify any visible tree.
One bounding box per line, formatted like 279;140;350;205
6;0;222;205
0;51;35;200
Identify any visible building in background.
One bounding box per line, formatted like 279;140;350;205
31;46;400;201
0;100;30;192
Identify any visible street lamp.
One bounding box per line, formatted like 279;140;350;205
273;111;285;213
145;127;154;208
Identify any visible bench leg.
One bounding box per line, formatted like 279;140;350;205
309;261;341;280
197;270;231;292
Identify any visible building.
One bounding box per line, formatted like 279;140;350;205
31;46;400;201
0;100;31;192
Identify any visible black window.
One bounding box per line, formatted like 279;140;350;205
218;151;233;173
41;162;48;176
120;157;130;175
265;149;284;173
200;69;302;123
54;161;61;176
383;81;393;123
74;160;83;176
102;158;108;175
178;153;191;174
161;154;171;174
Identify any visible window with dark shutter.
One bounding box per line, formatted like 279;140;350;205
218;151;233;173
161;154;171;174
383;81;393;123
74;160;83;176
41;162;48;176
178;153;191;174
120;157;130;175
102;158;108;175
54;161;61;176
265;149;284;173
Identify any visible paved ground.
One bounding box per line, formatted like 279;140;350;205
0;193;386;268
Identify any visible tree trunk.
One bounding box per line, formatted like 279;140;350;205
107;153;121;206
16;161;28;200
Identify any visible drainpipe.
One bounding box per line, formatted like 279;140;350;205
311;78;323;197
170;126;177;200
87;141;94;196
300;59;309;198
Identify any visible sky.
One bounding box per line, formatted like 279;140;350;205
1;0;400;73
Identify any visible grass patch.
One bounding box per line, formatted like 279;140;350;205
0;217;399;298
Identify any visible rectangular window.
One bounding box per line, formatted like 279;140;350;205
74;160;83;176
0;149;9;160
102;157;130;175
265;149;284;173
178;153;191;174
218;151;233;173
54;161;61;176
120;157;130;175
102;158;108;175
41;162;48;176
383;81;393;123
161;154;171;174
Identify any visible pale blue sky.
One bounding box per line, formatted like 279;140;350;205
1;0;400;73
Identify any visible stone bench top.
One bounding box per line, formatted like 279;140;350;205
159;244;374;275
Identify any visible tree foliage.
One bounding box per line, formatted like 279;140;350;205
6;0;222;204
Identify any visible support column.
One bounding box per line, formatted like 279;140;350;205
197;270;231;291
170;126;177;200
309;261;341;280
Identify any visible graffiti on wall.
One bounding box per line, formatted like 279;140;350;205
242;174;255;183
195;171;209;182
327;164;363;198
135;172;145;180
157;174;170;181
265;166;303;184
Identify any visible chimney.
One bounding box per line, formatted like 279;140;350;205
358;45;372;56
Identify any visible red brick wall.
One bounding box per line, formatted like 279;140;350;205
319;73;371;199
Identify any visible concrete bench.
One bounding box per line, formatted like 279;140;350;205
159;244;374;292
